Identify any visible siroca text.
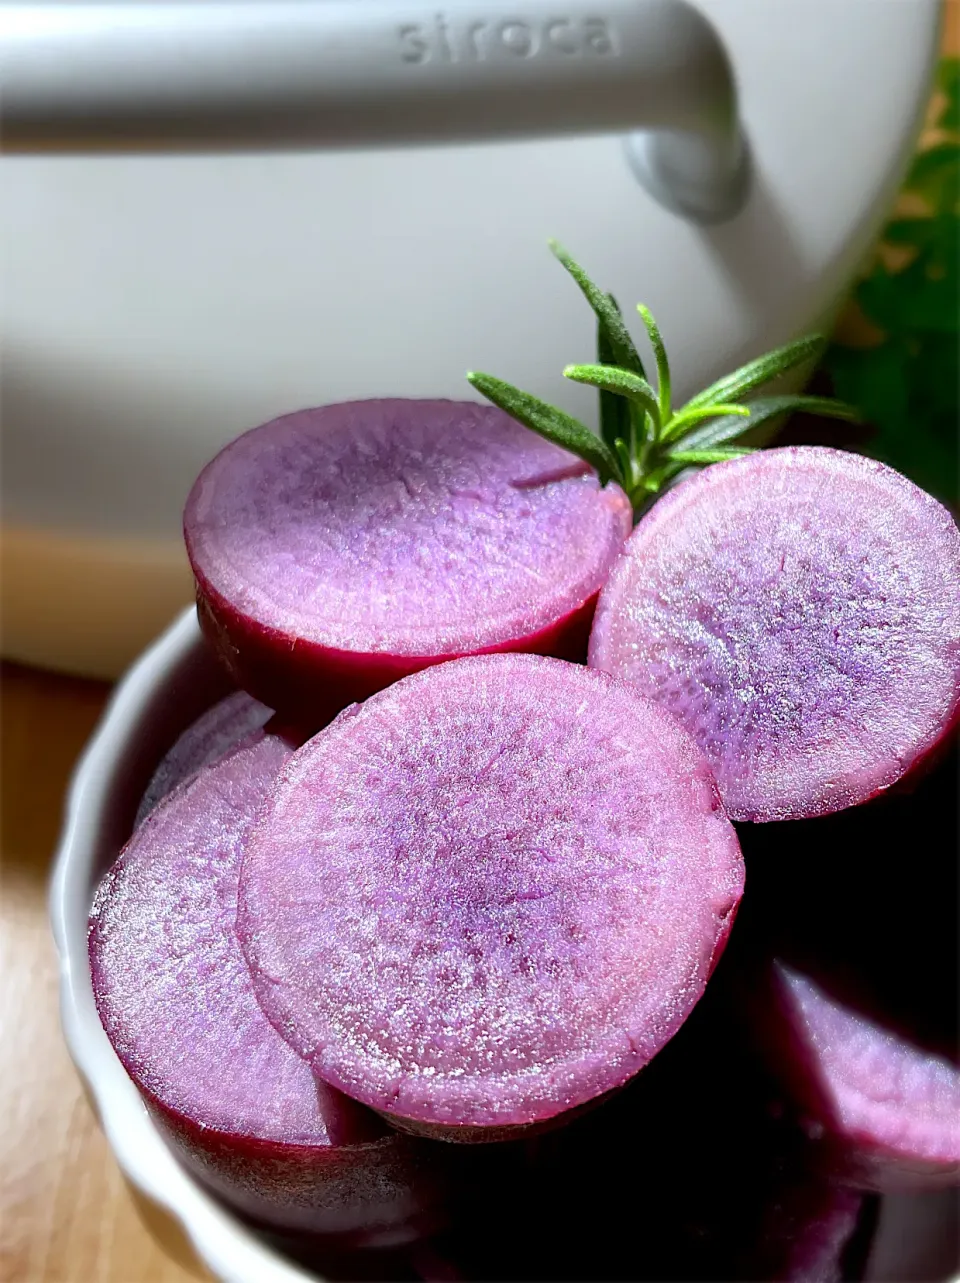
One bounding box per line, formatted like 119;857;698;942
397;15;619;63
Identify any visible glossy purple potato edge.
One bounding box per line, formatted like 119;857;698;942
149;1103;447;1249
134;689;273;827
742;960;960;1193
185;399;631;720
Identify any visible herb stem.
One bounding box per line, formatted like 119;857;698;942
468;245;860;519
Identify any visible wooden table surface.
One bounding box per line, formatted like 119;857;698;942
1;661;210;1283
2;12;958;1279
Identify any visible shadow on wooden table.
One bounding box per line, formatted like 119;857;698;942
127;1182;212;1281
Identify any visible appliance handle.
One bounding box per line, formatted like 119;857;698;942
0;0;749;220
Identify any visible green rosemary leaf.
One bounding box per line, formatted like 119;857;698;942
466;371;622;486
638;460;691;495
563;364;661;437
637;304;671;424
681;335;827;413
678;395;861;451
597;295;633;452
666;447;756;465
548;240;647;378
668;411;758;452
662;403;751;443
612;437;633;481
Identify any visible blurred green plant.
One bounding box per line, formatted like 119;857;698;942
824;57;959;505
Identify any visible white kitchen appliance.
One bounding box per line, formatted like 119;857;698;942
0;0;942;676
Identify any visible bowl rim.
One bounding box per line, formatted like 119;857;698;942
48;604;317;1283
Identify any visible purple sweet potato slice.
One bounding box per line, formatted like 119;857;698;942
733;743;958;1067
589;447;960;822
185;399;631;719
415;980;872;1282
740;1178;869;1283
134;689;273;827
90;731;443;1245
238;653;744;1141
746;962;960;1193
630;994;872;1283
729;752;959;1192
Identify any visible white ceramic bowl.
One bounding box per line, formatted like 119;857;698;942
51;606;959;1283
49;606;317;1283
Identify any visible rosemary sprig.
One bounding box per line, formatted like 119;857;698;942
465;374;620;487
466;243;861;518
596;296;633;455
